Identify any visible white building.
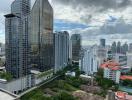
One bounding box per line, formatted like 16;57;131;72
101;60;121;84
79;46;99;75
54;31;69;73
104;68;121;84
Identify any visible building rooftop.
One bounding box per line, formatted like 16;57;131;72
0;88;17;100
115;91;132;100
100;60;120;71
120;75;132;80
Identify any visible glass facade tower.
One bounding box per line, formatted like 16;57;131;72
5;0;30;78
71;34;81;62
30;0;54;71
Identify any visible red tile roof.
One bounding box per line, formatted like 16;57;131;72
120;75;132;80
115;91;132;100
100;60;120;71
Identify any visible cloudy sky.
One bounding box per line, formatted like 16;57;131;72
1;0;132;46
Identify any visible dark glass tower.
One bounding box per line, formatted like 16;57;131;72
30;0;54;71
5;0;30;78
71;34;81;62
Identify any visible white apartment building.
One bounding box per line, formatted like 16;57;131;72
101;61;121;84
104;68;121;84
79;46;99;75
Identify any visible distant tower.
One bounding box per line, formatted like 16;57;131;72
117;41;121;53
71;34;81;62
54;31;69;73
111;41;117;54
100;39;105;48
129;43;132;52
121;43;128;54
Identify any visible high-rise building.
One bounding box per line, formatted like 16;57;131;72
121;43;128;54
5;0;30;78
111;41;117;54
71;34;81;62
117;41;121;53
79;46;98;75
100;38;105;47
30;0;54;71
54;31;69;73
128;43;132;52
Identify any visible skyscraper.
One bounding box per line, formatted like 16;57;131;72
5;0;30;78
54;31;69;73
128;43;132;52
71;34;81;62
111;41;117;54
121;43;128;54
30;0;54;71
100;38;106;47
117;41;121;53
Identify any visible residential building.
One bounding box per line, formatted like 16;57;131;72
79;46;98;75
5;0;30;78
100;60;121;83
30;0;54;71
54;31;69;73
71;34;81;62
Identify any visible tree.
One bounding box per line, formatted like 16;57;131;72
53;91;76;100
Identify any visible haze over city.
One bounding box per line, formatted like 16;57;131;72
1;0;132;45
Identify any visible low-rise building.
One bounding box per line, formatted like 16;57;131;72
0;88;18;100
115;91;132;100
100;60;121;83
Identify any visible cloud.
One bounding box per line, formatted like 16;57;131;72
53;0;132;11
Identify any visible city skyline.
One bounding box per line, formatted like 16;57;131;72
1;0;132;45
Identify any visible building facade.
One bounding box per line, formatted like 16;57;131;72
5;0;30;78
54;31;69;73
100;60;121;84
71;34;81;62
79;46;98;75
100;38;105;48
30;0;54;71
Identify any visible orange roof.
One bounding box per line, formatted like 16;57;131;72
120;75;132;80
100;60;120;71
115;91;126;99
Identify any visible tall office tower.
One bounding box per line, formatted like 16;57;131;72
117;41;121;53
5;0;30;78
5;14;22;78
121;43;128;54
100;38;106;48
54;31;69;73
111;41;117;54
30;0;54;71
71;34;81;62
128;43;132;52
